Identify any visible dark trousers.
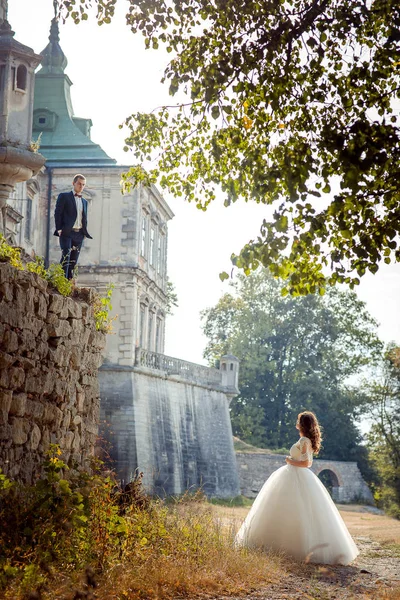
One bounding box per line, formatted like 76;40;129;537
59;230;84;280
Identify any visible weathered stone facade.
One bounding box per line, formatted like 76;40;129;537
236;452;374;503
0;263;106;482
100;355;240;498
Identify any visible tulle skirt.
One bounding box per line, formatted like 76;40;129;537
235;464;359;565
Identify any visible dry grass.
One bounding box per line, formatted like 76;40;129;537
336;505;400;546
2;500;284;600
210;501;400;546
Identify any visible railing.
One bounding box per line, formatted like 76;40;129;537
135;348;222;387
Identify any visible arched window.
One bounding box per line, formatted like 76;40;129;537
16;65;27;91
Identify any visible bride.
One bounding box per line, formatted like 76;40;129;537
235;411;359;565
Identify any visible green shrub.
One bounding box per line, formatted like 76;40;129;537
0;448;280;599
27;256;72;296
0;237;114;327
93;283;116;332
0;235;23;269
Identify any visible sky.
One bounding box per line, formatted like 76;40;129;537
9;0;400;368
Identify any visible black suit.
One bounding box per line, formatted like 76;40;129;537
54;191;93;279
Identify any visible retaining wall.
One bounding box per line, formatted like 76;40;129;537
0;263;106;482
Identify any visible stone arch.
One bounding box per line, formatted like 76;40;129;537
313;464;344;487
315;468;342;501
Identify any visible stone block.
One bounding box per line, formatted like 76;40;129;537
70;327;91;347
0;351;15;369
1;328;18;353
47;319;72;338
30;423;41;450
30;272;48;293
40;428;50;452
119;329;132;337
0;367;9;388
0;263;15;284
25;399;44;420
0;389;12;425
0;282;13;302
35;292;48;320
62;411;71;430
64;430;74;450
48;294;64;314
8;367;25;390
19;329;37;351
72;431;81;452
17;357;36;370
11;418;29;445
77;392;85;414
24;316;43;337
43;404;63;429
9;393;27;417
25;287;35;314
119;344;132;352
15;271;33;290
0;423;11;440
66;297;82;319
14;284;26;312
0;302;20;328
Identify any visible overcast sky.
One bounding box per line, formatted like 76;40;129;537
10;0;400;366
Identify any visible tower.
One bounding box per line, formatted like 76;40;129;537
0;0;45;235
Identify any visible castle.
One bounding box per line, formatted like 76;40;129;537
0;2;240;497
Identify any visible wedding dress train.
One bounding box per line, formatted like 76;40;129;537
235;437;359;565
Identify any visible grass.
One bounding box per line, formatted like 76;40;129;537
2;451;400;600
233;436;289;455
2;500;284;599
0;461;283;600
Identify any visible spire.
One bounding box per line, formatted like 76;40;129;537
38;8;67;74
0;0;8;25
0;0;13;37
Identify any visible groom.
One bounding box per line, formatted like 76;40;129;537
54;174;93;280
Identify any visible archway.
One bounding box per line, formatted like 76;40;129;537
318;469;340;500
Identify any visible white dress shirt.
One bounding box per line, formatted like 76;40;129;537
72;192;83;229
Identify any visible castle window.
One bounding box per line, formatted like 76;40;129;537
16;65;27;91
157;235;162;274
0;65;6;91
24;197;32;241
148;311;154;350
141;216;147;257
156;317;162;352
150;227;155;266
230;363;234;371
139;304;146;347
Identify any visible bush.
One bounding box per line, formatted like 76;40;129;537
0;448;281;599
0;237;115;331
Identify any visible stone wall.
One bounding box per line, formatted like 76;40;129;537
236;452;374;503
0;263;106;482
99;364;240;498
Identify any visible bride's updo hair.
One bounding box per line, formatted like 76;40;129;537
297;411;322;454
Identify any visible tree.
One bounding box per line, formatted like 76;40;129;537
60;0;400;294
201;270;382;461
366;347;400;517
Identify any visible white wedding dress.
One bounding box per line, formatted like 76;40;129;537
235;437;359;565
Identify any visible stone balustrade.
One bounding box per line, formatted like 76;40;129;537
135;347;222;387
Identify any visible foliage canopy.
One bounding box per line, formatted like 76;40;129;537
366;347;400;517
60;0;400;294
201;270;382;462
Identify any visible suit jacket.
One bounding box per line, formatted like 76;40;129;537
54;191;93;239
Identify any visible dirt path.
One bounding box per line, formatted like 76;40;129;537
211;504;400;599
